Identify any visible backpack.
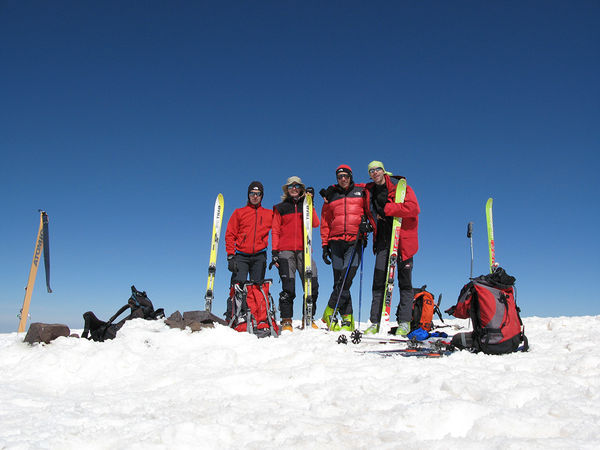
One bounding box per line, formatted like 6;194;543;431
228;280;279;338
82;285;165;342
445;267;528;355
411;285;444;332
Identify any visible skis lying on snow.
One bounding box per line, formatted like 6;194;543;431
360;347;455;358
357;339;455;358
335;329;456;357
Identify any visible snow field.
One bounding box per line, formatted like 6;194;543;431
1;316;599;449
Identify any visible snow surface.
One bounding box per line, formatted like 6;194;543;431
1;316;600;449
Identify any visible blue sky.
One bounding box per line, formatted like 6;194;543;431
1;1;598;332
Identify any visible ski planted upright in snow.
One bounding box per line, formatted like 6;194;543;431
205;194;224;312
302;192;313;329
18;210;52;332
486;197;496;273
378;178;407;336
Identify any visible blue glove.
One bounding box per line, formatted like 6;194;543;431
428;331;449;338
407;327;430;341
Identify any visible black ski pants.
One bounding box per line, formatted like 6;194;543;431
226;252;267;321
326;240;362;316
276;250;318;319
230;252;267;285
370;249;414;324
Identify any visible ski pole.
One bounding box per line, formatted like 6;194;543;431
466;221;474;330
467;221;474;279
357;242;364;331
329;235;362;331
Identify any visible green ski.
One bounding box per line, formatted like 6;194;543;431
378;178;407;336
485;197;496;273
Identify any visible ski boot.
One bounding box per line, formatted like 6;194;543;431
302;317;319;329
281;318;293;332
364;323;379;335
340;314;355;331
395;321;411;336
321;305;341;331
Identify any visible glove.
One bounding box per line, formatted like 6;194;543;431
269;251;279;270
407;327;430;341
322;245;332;265
227;254;237;273
358;217;373;235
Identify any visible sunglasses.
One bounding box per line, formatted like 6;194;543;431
249;192;262;197
368;167;383;174
287;183;302;190
337;174;350;180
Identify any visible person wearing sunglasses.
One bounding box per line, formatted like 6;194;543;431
224;181;273;321
270;176;320;332
363;160;421;336
319;164;371;332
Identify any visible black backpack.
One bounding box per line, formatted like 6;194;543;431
82;286;165;342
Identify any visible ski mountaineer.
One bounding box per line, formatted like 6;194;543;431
224;181;273;321
319;164;371;332
363;161;420;336
270;176;320;332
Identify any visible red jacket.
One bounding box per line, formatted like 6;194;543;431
320;182;368;246
225;203;273;255
272;196;319;252
364;175;420;260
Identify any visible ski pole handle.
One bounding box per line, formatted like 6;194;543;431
467;222;473;239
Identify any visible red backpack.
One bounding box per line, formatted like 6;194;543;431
229;280;279;338
446;268;528;354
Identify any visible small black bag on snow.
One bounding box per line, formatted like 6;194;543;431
82;285;165;342
445;268;528;354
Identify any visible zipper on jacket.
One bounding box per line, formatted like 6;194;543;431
252;207;258;254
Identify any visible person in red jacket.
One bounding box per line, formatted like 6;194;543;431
271;176;319;332
319;164;370;331
363;161;420;336
224;181;273;320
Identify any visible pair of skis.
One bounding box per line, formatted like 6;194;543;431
17;210;52;332
302;193;314;330
354;335;455;358
205;194;224;312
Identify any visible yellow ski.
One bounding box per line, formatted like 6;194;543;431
302;193;313;329
205;194;224;312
